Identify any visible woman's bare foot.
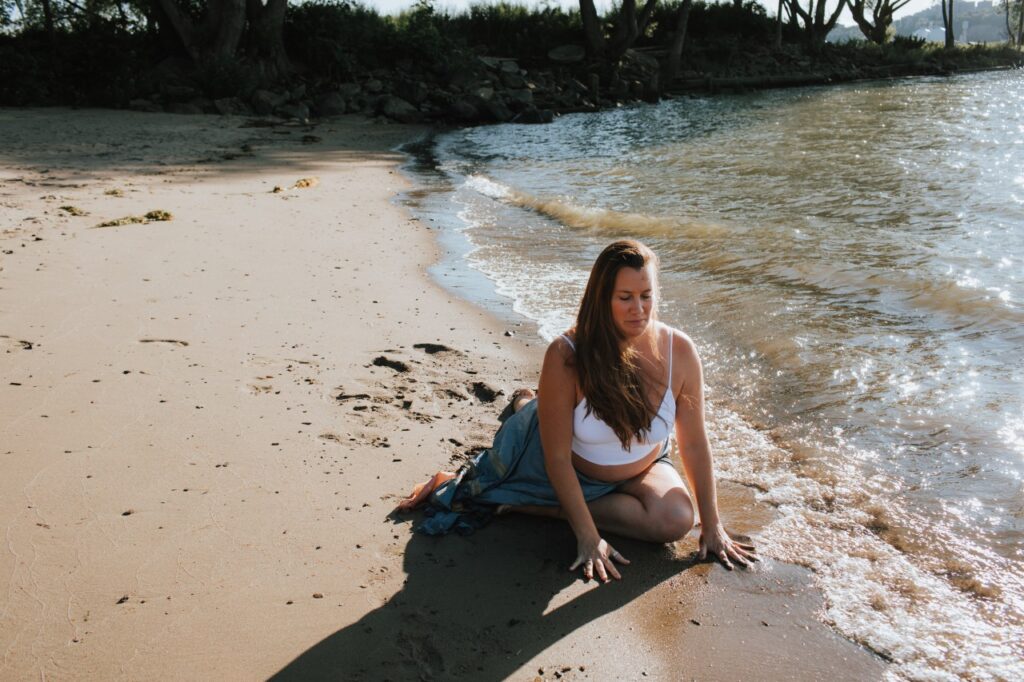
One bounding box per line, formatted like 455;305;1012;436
511;387;536;413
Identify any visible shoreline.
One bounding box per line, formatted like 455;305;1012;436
0;108;885;679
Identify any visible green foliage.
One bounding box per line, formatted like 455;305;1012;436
392;0;453;64
446;2;581;61
2;0;148;33
646;0;774;45
284;1;394;78
1;0;1021;107
892;34;927;50
284;0;458;77
0;22;153;105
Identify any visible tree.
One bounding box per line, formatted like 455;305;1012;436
846;0;910;44
577;0;657;62
662;0;692;83
1004;0;1014;45
151;0;289;77
578;0;605;58
775;0;784;48
785;0;844;48
607;0;657;61
939;0;954;48
1016;0;1024;47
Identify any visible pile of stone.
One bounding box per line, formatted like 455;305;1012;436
130;45;665;126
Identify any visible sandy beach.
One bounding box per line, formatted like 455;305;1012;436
1;108;886;680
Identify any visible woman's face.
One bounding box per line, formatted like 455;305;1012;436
610;265;655;340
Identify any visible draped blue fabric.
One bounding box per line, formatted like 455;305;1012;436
417;399;668;535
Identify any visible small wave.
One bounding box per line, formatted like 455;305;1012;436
708;407;1024;681
465;174;1024;331
711;256;1024;332
464;174;728;239
866;271;1024;327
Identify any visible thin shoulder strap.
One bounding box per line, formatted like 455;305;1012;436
665;326;673;380
559;333;576;351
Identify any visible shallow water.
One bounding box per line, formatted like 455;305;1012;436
402;70;1024;680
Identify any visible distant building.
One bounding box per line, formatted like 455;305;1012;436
828;0;1008;44
913;27;947;42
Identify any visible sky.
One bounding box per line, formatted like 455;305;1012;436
363;0;944;28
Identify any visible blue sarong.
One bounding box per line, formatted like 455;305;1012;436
418;399;669;535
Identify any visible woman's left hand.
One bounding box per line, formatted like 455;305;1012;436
698;523;758;570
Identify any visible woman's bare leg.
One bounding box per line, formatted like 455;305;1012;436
502;463;694;543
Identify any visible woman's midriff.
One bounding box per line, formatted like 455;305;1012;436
571;442;664;483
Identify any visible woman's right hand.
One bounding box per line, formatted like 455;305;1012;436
569;536;630;583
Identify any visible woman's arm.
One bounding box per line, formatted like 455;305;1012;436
672;331;756;569
537;338;626;582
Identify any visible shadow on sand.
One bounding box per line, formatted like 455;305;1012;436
270;513;699;680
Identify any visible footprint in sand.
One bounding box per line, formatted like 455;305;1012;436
139;338;189;347
244;354;322;396
0;335;34;352
318;432;343;444
412;342;463;356
372;355;412;373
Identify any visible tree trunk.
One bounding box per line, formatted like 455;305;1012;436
941;0;954;48
39;0;55;42
788;0;844;50
246;0;291;78
579;0;606;59
155;0;202;61
847;0;908;44
775;0;783;49
212;0;246;61
607;0;658;63
1006;0;1015;45
663;0;693;84
1017;0;1024;47
150;0;289;77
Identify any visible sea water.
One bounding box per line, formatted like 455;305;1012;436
402;69;1024;681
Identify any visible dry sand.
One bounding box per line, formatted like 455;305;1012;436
1;108;885;680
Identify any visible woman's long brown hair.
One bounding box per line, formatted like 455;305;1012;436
572;240;661;449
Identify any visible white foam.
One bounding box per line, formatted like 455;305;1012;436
708;407;1024;681
464;174;513;200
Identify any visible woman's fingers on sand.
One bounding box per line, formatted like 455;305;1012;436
730;551;752;568
571;552;623;582
735;545;759;560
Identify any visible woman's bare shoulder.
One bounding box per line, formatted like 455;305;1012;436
661;322;696;351
545;331;576;357
662;323;701;372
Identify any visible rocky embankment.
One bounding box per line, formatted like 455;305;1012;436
127;46;663;125
127;44;1022;125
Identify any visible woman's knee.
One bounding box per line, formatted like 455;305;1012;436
649;496;694;543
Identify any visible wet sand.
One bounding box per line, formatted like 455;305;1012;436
0;108;885;680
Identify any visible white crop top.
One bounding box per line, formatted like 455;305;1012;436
562;328;676;466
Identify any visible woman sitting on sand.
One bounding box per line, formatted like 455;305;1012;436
399;240;755;582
